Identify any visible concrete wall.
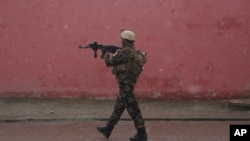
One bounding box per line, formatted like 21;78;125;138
0;0;250;99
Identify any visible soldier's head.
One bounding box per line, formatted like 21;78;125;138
120;29;135;48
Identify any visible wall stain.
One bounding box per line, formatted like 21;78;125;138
217;17;242;31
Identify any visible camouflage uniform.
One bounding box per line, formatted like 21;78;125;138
104;46;145;129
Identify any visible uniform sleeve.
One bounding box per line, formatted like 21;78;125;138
104;49;130;67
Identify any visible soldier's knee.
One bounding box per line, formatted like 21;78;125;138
127;104;141;117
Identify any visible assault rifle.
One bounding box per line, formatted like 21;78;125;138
79;42;121;58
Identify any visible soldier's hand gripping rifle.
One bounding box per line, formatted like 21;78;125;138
79;42;121;58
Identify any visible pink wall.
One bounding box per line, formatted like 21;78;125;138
0;0;250;99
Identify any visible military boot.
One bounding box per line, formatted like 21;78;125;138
130;127;148;141
97;124;114;138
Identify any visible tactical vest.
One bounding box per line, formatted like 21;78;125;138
112;48;147;76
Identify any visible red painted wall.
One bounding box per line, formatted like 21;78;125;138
0;0;250;99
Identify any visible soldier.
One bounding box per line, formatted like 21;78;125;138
97;29;148;141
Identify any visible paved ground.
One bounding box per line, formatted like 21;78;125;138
1;120;250;141
0;98;250;141
1;98;250;122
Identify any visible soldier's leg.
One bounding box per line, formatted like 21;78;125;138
119;82;145;128
107;95;126;126
126;94;145;129
119;81;147;140
97;96;125;138
126;95;148;141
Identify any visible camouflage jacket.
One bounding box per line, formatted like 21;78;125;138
104;46;138;84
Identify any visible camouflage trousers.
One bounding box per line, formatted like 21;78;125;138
107;81;145;129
